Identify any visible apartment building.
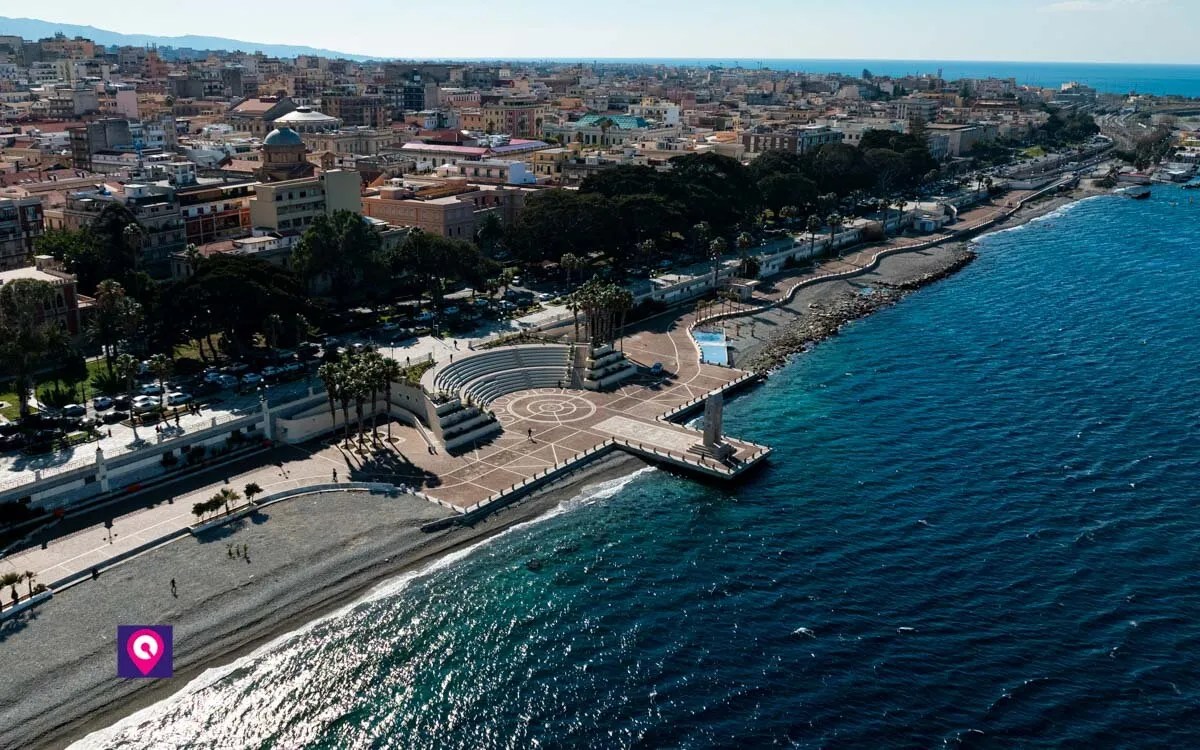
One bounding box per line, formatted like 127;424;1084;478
247;169;362;238
0;196;44;270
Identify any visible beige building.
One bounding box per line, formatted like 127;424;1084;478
362;180;529;239
248;169;363;236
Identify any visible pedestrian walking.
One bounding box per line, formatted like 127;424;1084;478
170;578;177;597
332;468;338;482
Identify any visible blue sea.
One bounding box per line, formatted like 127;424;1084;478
76;187;1200;748
520;58;1200;97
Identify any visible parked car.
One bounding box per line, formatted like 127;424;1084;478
223;362;250;375
92;395;114;411
216;374;239;390
62;404;86;418
166;392;192;406
240;372;262;386
262;365;283;379
103;411;128;425
113;395;132;411
139;382;163;396
193;381;220;397
203;368;223;383
132;395;159;413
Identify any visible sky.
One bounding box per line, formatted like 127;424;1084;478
11;0;1199;63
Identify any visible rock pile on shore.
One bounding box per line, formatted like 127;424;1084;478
744;249;978;373
878;249;978;292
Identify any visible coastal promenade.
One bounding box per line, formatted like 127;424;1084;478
0;189;1060;615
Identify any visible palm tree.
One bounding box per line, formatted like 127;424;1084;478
692;221;711;256
736;232;755;276
342;359;366;449
826;213;844;256
892;198;907;234
24;571;36;598
806;215;822;258
122;223;146;269
379;357;403;441
148;353;172;409
560;253;583;285
244;482;263;504
213;487;241;515
89;280;142;375
362;352;385;444
318;360;348;445
709;237;728;286
779;205;799;225
114;353;140;441
263;313;284;352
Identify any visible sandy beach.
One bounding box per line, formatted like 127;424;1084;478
0;186;1100;750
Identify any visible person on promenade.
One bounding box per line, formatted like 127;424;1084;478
170;578;177;597
332;468;338;482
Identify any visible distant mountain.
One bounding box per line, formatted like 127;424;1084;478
0;16;387;61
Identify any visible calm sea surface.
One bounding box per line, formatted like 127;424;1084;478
522;59;1200;97
77;187;1200;748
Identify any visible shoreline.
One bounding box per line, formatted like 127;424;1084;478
0;453;647;750
2;188;1103;750
730;190;1093;372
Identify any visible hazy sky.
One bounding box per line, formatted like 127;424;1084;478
12;0;1198;62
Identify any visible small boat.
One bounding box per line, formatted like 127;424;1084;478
1182;182;1200;190
1127;188;1151;200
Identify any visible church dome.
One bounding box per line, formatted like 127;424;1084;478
263;126;304;146
273;106;341;133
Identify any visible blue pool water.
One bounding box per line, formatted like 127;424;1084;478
693;330;729;366
78;186;1200;748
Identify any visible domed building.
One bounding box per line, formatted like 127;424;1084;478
257;126;315;182
271;105;341;134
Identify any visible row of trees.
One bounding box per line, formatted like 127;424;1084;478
317;350;405;449
504;134;938;268
191;483;263;521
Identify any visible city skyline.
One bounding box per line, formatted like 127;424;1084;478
5;0;1197;64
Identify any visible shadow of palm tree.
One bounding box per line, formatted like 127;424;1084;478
349;447;440;488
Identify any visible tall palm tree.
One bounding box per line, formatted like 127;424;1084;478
263;313;284;352
892;198;907;234
213;487;241;515
362;352;385;444
114;353;140;441
148;353;172;409
560;253;583;284
318;360;342;441
806;215;822;258
379;357;403;441
826;214;844;257
708;237;728;286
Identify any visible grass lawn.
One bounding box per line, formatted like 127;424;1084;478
0;359;112;421
1022;146;1047;158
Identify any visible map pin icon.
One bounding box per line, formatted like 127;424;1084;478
126;629;164;676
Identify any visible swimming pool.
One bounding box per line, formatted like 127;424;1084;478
693;330;729;366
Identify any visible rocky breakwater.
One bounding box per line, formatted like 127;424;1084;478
745;249;978;373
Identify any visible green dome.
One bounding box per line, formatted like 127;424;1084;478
263;127;303;146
